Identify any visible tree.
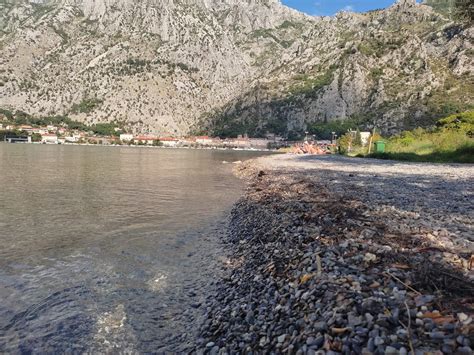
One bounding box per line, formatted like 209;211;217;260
31;133;42;142
354;129;363;147
337;132;353;154
455;0;473;22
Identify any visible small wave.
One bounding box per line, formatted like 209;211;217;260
92;304;137;353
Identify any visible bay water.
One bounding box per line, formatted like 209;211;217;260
0;144;265;353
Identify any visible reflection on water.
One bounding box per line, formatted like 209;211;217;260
0;144;266;352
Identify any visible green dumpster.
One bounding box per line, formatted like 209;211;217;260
374;140;386;153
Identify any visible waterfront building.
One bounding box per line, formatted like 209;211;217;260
160;137;179;147
41;134;59;144
120;134;134;142
65;135;82;143
195;136;213;145
133;136;158;145
18;125;34;133
33;127;49;135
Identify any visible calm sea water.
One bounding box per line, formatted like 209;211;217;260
0;144;266;353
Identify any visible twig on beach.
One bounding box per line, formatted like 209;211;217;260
405;301;415;354
385;271;421;295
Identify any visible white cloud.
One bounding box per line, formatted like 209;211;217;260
310;1;356;16
341;5;354;12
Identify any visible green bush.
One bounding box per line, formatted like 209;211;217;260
31;133;42;142
71;98;103;114
0;108;14;120
436;111;474;136
337;132;353;154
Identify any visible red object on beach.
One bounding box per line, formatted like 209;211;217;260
291;142;326;155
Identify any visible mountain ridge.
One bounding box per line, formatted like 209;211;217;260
0;0;472;137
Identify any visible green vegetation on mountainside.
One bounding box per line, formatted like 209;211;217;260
206;10;473;140
425;0;473;22
71;98;103;114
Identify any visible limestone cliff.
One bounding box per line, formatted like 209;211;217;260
0;0;472;136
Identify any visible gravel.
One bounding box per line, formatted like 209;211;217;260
195;155;474;353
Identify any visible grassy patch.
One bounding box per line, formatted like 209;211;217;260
368;145;474;164
364;111;474;163
369;67;384;81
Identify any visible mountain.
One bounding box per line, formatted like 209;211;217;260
0;0;472;137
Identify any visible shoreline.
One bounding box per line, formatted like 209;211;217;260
196;154;474;353
0;141;277;153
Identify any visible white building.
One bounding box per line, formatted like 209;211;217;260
360;132;371;146
33;128;49;135
41;134;59;144
65;135;81;143
160;137;179;147
133;136;156;145
18;125;34;133
120;134;134;142
195;136;214;145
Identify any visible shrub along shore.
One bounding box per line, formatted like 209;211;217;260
196;155;473;353
349;111;474;164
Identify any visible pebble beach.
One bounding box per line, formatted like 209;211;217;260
197;154;474;354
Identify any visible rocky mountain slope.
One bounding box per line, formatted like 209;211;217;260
0;0;473;136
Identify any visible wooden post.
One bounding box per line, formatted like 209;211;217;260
367;127;375;154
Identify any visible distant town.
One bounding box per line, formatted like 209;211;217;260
0;122;294;150
0;111;373;153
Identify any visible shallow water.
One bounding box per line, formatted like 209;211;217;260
0;144;265;353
